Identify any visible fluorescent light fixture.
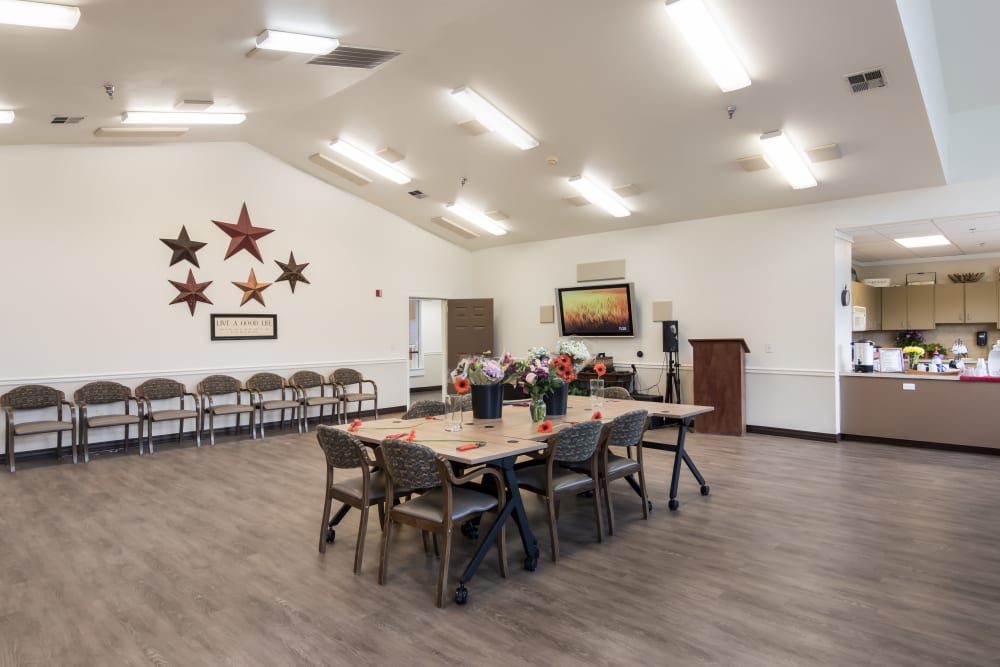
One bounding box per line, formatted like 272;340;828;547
0;110;14;124
94;126;189;138
329;138;411;185
255;29;338;55
664;0;750;92
894;235;950;249
0;0;80;30
758;130;817;189
444;202;508;236
122;111;246;125
451;86;538;150
567;176;632;218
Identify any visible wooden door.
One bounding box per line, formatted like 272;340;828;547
964;282;998;323
446;299;494;372
906;285;935;329
881;287;907;330
935;284;965;324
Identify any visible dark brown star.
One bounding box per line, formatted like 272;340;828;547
160;225;207;267
212;203;274;262
274;252;310;293
233;268;271;307
168;269;213;316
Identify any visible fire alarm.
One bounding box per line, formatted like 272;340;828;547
375;289;382;297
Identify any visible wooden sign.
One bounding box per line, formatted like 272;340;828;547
210;314;277;340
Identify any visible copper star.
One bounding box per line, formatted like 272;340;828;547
232;268;271;307
212;203;274;262
160;225;207;267
274;252;310;293
168;269;213;316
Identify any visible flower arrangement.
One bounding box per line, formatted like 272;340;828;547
450;353;518;392
555;338;590;371
903;345;925;368
895;330;925;349
514;350;576;399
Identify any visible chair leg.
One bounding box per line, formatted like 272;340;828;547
6;433;14;473
70;429;78;465
56;431;63;461
209;413;216;446
354;504;370;575
421;530;431;554
604;477;616;536
432;533;440;558
83;427;90;463
639;467;649;520
592;483;605;543
378;517;394;585
547;494;559;562
318;492;333;554
436;528;452;608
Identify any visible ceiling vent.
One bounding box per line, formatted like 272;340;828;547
408;190;427;199
51;116;85;124
846;68;886;94
308;45;400;69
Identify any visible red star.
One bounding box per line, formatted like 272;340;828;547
168;269;213;316
212;203;274;262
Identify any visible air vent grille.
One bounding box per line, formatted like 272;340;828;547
408;190;427;199
846;68;886;94
308;45;400;69
51;116;85;124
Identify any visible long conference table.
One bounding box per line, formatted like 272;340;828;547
335;395;712;604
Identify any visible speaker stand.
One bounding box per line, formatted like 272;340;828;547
663;352;681;404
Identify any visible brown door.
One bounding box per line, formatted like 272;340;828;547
447;299;494;371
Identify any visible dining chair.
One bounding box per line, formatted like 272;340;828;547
289;370;342;430
246;372;301;437
196;375;256;446
401;400;446;419
516;419;604;562
598;409;651;535
377;438;507;607
134;378;201;452
331;368;378;420
604;386;633;400
74;381;145;462
1;384;77;472
315;425;389;574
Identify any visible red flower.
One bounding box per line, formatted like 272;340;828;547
406;429;417;442
593;363;606;377
557;354;572;368
537;420;553;434
424;416;437;420
454;377;471;394
348;419;362;432
591;411;602;420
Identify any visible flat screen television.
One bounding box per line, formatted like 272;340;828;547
556;282;636;337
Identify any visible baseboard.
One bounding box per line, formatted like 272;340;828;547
840;433;1000;456
746;425;840;443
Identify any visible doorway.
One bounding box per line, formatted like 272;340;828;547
408;298;446;401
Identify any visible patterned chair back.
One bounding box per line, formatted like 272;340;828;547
401;400;446;419
379;439;442;491
551;420;603;463
332;368;363;387
198;375;243;395
603;386;632;400
315;426;366;469
607;409;648;448
289;370;324;389
135;378;185;401
74;381;132;405
246;372;284;392
1;384;64;410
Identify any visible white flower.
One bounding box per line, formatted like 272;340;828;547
556;338;590;364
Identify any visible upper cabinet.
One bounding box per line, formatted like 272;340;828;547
882;285;934;330
934;282;998;324
851;282;882;331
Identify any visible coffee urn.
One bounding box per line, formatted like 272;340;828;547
852;341;876;372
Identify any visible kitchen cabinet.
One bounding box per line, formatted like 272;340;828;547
935;282;998;324
850;282;882;330
881;285;934;330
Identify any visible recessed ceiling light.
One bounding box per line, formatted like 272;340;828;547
444;202;508;236
451;86;538;150
0;110;14;124
758;130;817;189
894;235;951;249
121;111;246;125
255;29;339;55
664;0;750;92
567;176;631;218
0;0;80;30
328;138;411;185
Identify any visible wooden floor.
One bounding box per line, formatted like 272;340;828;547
2;423;999;666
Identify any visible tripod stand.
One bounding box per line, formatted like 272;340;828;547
663;352;681;403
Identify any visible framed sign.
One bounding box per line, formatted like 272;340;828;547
879;347;904;373
210;314;277;341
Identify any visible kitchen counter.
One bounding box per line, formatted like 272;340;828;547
845;371;959;381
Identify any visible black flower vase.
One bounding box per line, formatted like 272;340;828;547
470;383;503;419
543;381;569;416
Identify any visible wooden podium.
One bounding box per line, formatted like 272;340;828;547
689;338;750;435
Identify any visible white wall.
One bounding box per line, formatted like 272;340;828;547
0;143;473;450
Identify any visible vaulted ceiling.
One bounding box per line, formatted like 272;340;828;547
0;0;993;257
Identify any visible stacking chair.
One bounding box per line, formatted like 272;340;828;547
315;425;390;574
135;378;201;452
401;400;446;419
604;386;633;400
516;419;604;562
599;409;651;535
332;368;378;420
378;438;507;607
74;381;145;462
289;370;342;430
246;372;301;437
1;384;77;472
196;375;256;446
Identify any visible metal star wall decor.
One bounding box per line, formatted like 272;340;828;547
212;203;274;262
168;269;213;316
274;251;310;293
233;268;272;307
160;225;207;267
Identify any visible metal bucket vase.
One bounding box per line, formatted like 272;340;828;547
470;383;503;419
543;381;569;416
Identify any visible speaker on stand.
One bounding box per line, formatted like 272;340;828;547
662;320;681;403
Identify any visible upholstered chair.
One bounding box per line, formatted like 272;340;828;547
289;370;342;430
1;384;77;472
74;381;144;462
135;378;201;452
196;375;256;446
246;372;301;437
331;368;378;420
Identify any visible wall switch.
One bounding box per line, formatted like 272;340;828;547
765;344;774;353
902;383;915;391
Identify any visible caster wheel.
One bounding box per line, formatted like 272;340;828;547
325;528;336;544
647;500;653;512
524;553;539;572
668;499;679;511
455;585;469;605
700;485;710;496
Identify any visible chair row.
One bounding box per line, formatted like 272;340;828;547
315;405;650;606
0;368;379;472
